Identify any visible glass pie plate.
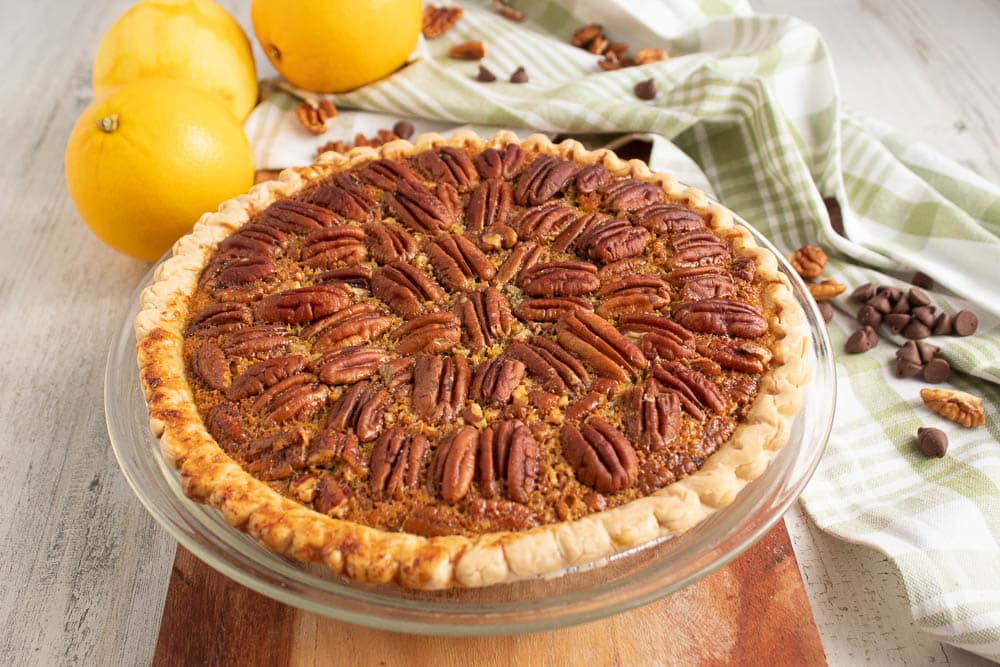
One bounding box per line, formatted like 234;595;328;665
106;217;835;636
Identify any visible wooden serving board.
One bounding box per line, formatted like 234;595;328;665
153;520;825;666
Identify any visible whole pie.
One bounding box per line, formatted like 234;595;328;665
136;131;808;589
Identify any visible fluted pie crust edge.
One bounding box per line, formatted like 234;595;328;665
135;131;810;589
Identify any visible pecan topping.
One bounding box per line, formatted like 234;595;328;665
312;346;392;385
206;255;277;287
596;275;670;318
506;337;589;394
479;420;538;503
430;426;479;502
301;225;367;269
358;158;421;191
551;211;602;253
386;179;454;234
412;355;470;422
222;325;294;358
390;312;462;355
308;173;378;222
217;224;288;259
651;360;725;420
618;313;695;361
372;261;447;318
473;144;525;180
422;4;462;39
556;311;647;382
466;178;513;232
598;257;646;282
920;388;985;428
227;355;308;401
296;100;337;134
205;402;248;455
470;357;525;405
302;303;395;353
561;418;638;493
326;380;387;442
511;202;577;241
316;265;372;289
493;241;545;285
672;299;767;338
455;287;513;351
193;342;230;391
244;428;308;481
514;296;593;323
306;430;366;474
599;179;664;213
730;257;756;283
370;427;429;500
253;284;352;324
426;233;495;290
671;231;729;267
519;261;600;297
575;217;651;263
574;163;612;194
624;377;682;452
313;476;351;515
416;147;479;191
188;302;252;337
467;497;538;532
251;373;327;426
668;266;735;300
363;221;418;264
382;357;415;394
402;506;464;537
260;199;339;234
632;203;705;234
791;245;827;280
696;339;772;374
565;392;603;423
514;156;576;206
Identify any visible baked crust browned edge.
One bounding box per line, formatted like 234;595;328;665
135;131;810;590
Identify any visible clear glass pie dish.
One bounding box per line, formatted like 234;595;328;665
106;215;835;636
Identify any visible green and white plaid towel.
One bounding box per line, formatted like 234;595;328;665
245;0;1000;659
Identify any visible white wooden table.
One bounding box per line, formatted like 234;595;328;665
1;1;997;664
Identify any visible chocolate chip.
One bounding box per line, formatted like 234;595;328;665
911;271;934;290
895;342;923;378
912;306;935;327
476;65;497;82
907;287;931;308
923;358;951;383
884;313;911;335
392;120;415;140
850;283;876;303
916;427;948;458
891;297;911;314
903;319;931;340
818;301;834;323
857;304;882;327
954;310;978;336
915;341;940;364
510;66;529;83
824;197;844;236
845;325;878;354
877;285;903;303
932;312;954;336
634;78;656;100
868;294;892;314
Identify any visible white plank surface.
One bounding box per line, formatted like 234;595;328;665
0;0;997;664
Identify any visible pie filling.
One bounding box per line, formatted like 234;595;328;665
181;142;784;538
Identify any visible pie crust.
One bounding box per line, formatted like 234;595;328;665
135;131;809;589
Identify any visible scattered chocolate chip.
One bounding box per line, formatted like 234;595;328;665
868;294;892;314
916;427;948;458
953;310;978;337
884;313;911;335
850;283;876;303
903;319;931;340
857;304;882;328
907;287;931;308
392;120;415;140
923;358;951;383
877;285;903;303
634;78;656;100
845;325;878;354
476;65;497;82
895;342;923;378
932;312;954;336
824;197;844;236
911;271;934;290
817;301;834;323
510;66;529;83
891;298;911;314
915;341;940;364
912;306;936;327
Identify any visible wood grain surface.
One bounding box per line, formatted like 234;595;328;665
154;523;825;667
2;0;1000;665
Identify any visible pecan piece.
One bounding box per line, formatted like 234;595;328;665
426;233;495;290
511;202;577;241
217;224;288;259
448;40;487;60
493;241;545;286
466;178;513;232
624;377;682;452
296;100;337;134
807;278;847;302
363;221;418;264
312;346;392;385
430;426;479;502
571;23;604;49
730;257;756;283
696;339;772;374
634;47;669;64
315;266;372;289
519;261;600;297
632;203;705;233
253;284;352;324
372;261;447;318
251;373;327;426
260;199;339;234
599;179;664;213
402;506;464;537
513;156;576;206
671;231;729;267
390;312;462;355
574;163;612;194
672;299;768;338
479;420;538;503
313;475;352;515
514;296;593;323
416;147;479;192
470;357;525;406
205;402;248;455
306;430;366;474
370;427;429;500
556;311;647;382
467;497;538;532
358;158;421;191
455;287;513;351
301;225;367;269
790;245;828;279
920;388;985;428
473;144;525;180
576;217;651;263
227;355;308;401
303;303;396;353
187;302;252;337
222;325;294;358
422;4;462;38
386;179;454;234
561;418;638;493
193;342;230;391
326;380;387;442
412;355;470;422
382;357;415;394
506;337;589;394
651;360;725;419
309;173;378;222
244;427;309;481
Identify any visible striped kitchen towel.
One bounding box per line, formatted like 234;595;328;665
244;0;1000;659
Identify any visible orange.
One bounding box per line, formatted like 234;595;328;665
251;0;422;93
65;78;255;262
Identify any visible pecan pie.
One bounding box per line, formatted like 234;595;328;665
136;131;808;589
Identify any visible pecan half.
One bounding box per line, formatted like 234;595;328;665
390;312;462;355
382;357;415;394
222;325;294;358
632;203;705;234
556;311;647;382
302;303;396;353
506;337;589;393
465;178;513;232
386;179;454;234
511;202;577;241
309;173;378;222
790;245;827;280
244;427;309;481
574;163;613;194
425;233;495;290
920;388;985;428
412;354;470;422
312;345;392;385
325;380;387;442
514;296;593;323
470;357;525;406
596;275;670;318
672;299;768;338
217;224;288;259
454;287;513;351
316;266;373;289
493;241;545;285
358;158;421;191
479;420;538;503
565;392;603;423
306;430;366;474
253;284;351;324
204;255;277;287
296;100;337;134
251;373;327;426
416;147;479;192
671;231;729;267
187;302;252;337
513;156;576;206
467;497;538;532
551;211;602;253
473;144;525;180
260;199;340;234
205;402;248;455
519;261;600;296
599;179;664;213
227;355;307;401
807;278;847;302
448;40;487;60
651;360;725;420
370;427;429;500
193;342;230;391
668;266;735;300
634;47;669;64
430;426;479;502
624;377;682;452
402;506;464;537
696;339;772;374
561;418;638;493
363;221;418;264
422;4;462;38
598;257;646;282
300;225;367;269
372;261;447;318
575;217;651;263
